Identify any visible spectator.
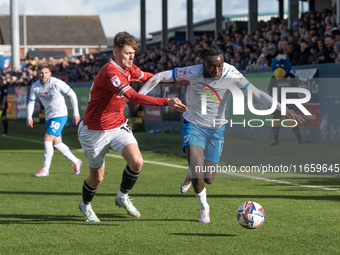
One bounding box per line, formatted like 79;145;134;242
3;8;340;84
230;58;236;66
234;52;245;71
224;52;233;64
324;35;335;63
278;41;288;54
280;33;288;41
260;56;270;69
304;33;312;45
287;41;300;65
267;44;278;66
298;40;312;65
332;41;340;62
245;50;257;70
313;38;326;64
308;44;317;64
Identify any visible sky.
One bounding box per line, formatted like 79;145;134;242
0;0;309;38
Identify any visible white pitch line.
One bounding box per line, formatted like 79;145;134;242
3;135;340;192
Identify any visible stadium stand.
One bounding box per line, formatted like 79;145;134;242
1;8;340;83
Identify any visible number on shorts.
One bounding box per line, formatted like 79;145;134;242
50;121;61;133
121;125;132;133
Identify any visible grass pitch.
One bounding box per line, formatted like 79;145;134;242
0;120;339;254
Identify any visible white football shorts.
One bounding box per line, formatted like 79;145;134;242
78;121;137;168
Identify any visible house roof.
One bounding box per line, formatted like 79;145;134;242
0;15;108;46
27;50;67;59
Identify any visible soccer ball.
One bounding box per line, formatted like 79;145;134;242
237;201;265;229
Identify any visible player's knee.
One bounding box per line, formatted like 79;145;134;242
94;176;104;187
129;157;143;173
204;178;214;185
87;175;104;189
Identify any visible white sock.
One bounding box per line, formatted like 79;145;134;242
118;190;128;199
43;141;54;171
81;200;92;210
195;187;209;208
54;142;78;164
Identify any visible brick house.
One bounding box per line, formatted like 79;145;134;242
0;15;108;59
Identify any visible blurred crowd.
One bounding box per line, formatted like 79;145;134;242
136;8;340;74
0;53;110;87
1;7;340;87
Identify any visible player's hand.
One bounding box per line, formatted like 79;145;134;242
73;115;81;125
175;80;190;87
286;108;304;123
167;98;187;113
26;119;34;128
127;101;139;110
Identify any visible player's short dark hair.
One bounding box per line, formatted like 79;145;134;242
199;46;223;61
114;31;139;51
37;63;51;71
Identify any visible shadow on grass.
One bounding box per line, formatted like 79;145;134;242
0;213;89;225
0;191;339;202
0;213;196;225
98;214;197;223
170;233;237;237
0;213;136;225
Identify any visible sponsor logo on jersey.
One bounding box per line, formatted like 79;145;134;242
231;69;243;77
177;68;187;77
110;75;121;87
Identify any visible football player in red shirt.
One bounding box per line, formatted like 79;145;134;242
78;31;187;222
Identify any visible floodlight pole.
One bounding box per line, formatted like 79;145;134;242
23;0;27;59
10;0;21;70
140;0;146;53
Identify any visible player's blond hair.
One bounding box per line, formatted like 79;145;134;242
37;63;51;72
114;31;139;51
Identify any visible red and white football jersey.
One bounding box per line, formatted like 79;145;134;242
83;59;168;130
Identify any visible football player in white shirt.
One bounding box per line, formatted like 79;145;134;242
27;63;82;177
139;46;304;223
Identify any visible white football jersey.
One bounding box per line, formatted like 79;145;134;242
29;77;71;120
173;63;250;128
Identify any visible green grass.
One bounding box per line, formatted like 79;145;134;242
0;120;340;254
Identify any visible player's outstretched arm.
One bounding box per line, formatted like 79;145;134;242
124;89;187;112
175;80;190;87
138;70;189;95
132;70;189;111
247;84;304;123
138;72;167;95
167;98;187;113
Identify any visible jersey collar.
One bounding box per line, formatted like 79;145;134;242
39;77;51;86
110;58;128;74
